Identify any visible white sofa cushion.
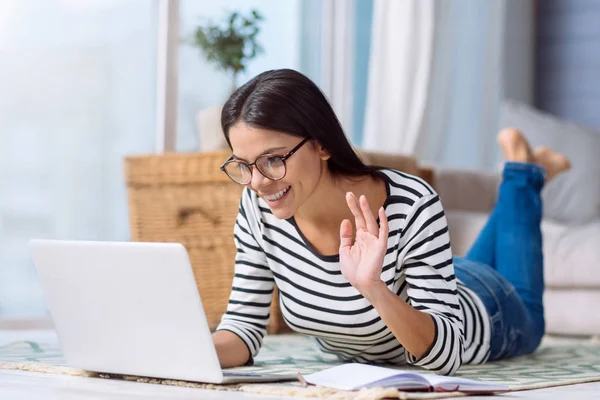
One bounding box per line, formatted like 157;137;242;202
545;289;600;336
445;211;600;288
545;220;600;288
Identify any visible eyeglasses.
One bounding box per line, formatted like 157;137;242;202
220;137;311;185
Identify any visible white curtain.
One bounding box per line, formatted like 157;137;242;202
363;0;534;171
362;0;435;154
415;1;507;170
320;0;355;136
417;0;535;171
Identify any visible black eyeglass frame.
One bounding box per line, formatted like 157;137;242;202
220;137;311;184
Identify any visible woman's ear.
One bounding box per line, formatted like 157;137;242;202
313;142;331;161
318;145;331;161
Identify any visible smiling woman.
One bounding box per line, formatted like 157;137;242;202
211;69;464;374
210;68;569;376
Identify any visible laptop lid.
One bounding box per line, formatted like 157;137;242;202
29;239;224;383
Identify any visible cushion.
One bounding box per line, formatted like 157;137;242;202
545;220;600;288
545;289;600;336
499;100;600;224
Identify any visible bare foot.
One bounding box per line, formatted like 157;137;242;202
533;146;571;182
497;128;534;163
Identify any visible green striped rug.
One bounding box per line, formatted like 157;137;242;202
1;334;600;399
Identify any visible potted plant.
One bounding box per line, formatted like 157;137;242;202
192;9;264;94
191;9;264;151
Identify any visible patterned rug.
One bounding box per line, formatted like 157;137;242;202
1;334;600;399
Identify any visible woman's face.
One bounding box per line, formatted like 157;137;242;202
228;122;329;220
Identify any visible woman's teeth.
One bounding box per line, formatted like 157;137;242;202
264;186;290;201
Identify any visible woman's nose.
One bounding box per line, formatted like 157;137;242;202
249;167;271;191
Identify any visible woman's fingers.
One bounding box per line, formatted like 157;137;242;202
359;195;379;236
339;219;353;250
346;192;366;231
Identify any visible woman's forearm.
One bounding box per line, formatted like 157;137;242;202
362;281;435;359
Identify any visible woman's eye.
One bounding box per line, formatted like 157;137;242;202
239;163;251;172
231;162;248;173
266;157;284;169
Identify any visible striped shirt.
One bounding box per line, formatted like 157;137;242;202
217;169;491;375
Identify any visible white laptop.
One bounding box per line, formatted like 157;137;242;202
29;239;295;384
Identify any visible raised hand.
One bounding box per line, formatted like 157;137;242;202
339;192;389;294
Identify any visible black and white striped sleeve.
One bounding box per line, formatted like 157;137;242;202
399;194;464;375
216;189;275;360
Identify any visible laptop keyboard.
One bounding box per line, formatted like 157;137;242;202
223;371;266;377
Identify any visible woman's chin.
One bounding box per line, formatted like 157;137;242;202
271;207;294;220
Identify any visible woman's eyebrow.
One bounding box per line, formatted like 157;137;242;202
232;146;288;160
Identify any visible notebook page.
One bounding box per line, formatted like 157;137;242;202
302;363;428;391
424;374;509;392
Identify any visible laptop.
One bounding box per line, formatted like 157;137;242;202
29;239;296;384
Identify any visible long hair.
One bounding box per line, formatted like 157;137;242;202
221;69;380;178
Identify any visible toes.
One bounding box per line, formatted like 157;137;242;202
533;146;571;182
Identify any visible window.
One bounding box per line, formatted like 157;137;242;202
0;0;367;320
0;0;157;317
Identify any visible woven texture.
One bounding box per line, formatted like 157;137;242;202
124;151;288;333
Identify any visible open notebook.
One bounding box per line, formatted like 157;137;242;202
301;363;509;393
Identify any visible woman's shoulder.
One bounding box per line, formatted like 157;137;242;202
240;188;269;215
240;187;259;207
378;168;437;203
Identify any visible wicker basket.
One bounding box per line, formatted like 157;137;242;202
124;151;289;334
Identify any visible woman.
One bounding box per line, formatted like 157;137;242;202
211;69;570;375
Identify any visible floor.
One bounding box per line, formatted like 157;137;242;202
1;330;600;400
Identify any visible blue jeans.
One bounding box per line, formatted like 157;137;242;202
454;162;546;361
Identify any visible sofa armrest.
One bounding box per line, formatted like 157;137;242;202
431;168;500;213
356;150;420;177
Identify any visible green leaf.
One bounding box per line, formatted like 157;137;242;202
229;11;238;25
188;9;264;74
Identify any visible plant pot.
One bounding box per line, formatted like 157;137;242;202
196;104;228;152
